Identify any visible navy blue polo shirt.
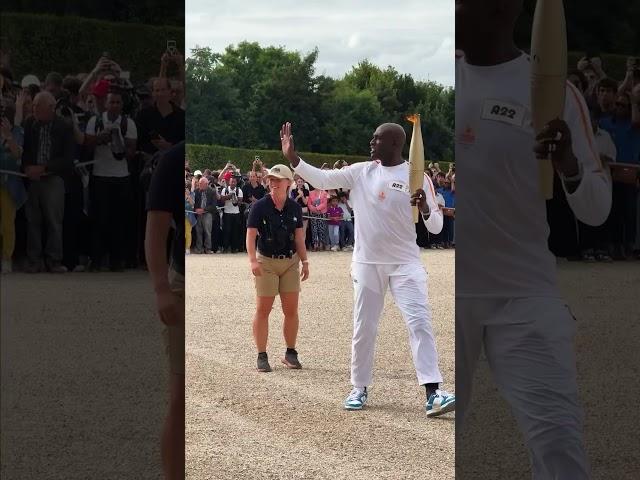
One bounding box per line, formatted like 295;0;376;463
247;194;303;256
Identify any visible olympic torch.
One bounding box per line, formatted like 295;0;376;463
531;0;568;199
407;114;425;223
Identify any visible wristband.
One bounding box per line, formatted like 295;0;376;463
301;260;309;264
421;204;431;221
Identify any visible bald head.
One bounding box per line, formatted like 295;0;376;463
370;123;406;166
198;177;209;190
33;91;57;122
379;123;406;145
33;91;56;107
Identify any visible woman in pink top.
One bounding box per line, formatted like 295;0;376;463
307;186;329;251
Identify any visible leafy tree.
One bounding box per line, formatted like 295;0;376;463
187;43;455;162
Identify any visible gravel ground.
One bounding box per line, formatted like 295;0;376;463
1;271;166;480
457;260;640;479
186;249;455;480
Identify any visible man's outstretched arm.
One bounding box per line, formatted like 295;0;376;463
280;122;363;191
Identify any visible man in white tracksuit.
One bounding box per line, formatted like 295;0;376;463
456;1;612;478
280;122;455;416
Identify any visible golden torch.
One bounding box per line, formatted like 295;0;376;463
531;0;568;199
407;114;425;223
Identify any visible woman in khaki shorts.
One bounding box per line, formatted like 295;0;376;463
246;164;310;372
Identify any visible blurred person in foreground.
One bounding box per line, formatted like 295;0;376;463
456;1;612;478
0;105;26;273
145;141;185;480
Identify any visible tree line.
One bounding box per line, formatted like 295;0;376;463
515;0;639;56
186;42;454;162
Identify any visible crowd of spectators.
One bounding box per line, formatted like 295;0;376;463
0;48;186;274
555;54;640;261
184;157;455;256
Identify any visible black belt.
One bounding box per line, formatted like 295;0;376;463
259;251;295;259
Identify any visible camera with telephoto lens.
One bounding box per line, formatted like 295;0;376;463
110;125;126;161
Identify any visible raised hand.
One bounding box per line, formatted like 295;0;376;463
280;122;299;166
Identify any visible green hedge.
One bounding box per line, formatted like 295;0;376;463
187;144;451;173
1;13;184;83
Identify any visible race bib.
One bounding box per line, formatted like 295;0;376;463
388;181;411;194
481;99;526;127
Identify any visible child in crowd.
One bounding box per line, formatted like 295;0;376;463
185;184;196;254
327;196;343;252
0;106;26;274
337;192;354;251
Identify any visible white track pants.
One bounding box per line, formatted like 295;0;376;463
350;262;443;388
456;297;589;480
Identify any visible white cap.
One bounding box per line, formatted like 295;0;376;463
21;74;41;88
194;170;202;176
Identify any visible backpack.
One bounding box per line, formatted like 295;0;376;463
93;113;129;137
223;186;241;204
92;113;129;160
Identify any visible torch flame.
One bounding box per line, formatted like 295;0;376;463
406;114;420;124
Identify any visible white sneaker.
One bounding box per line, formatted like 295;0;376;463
426;389;456;417
344;387;368;410
331;245;339;252
1;259;12;274
185;249;191;255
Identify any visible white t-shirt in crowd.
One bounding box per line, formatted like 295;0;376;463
85;112;137;178
222;186;243;214
337;201;352;221
295;159;442;264
594;128;617;162
455;53;611;298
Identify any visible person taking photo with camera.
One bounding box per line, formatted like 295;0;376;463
85;88;137;271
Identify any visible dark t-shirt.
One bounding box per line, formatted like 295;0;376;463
290;186;310;208
135;102;185;155
247;195;303;256
243;183;267;204
146;141;185;275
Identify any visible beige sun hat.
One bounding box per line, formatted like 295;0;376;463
266;164;294;181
